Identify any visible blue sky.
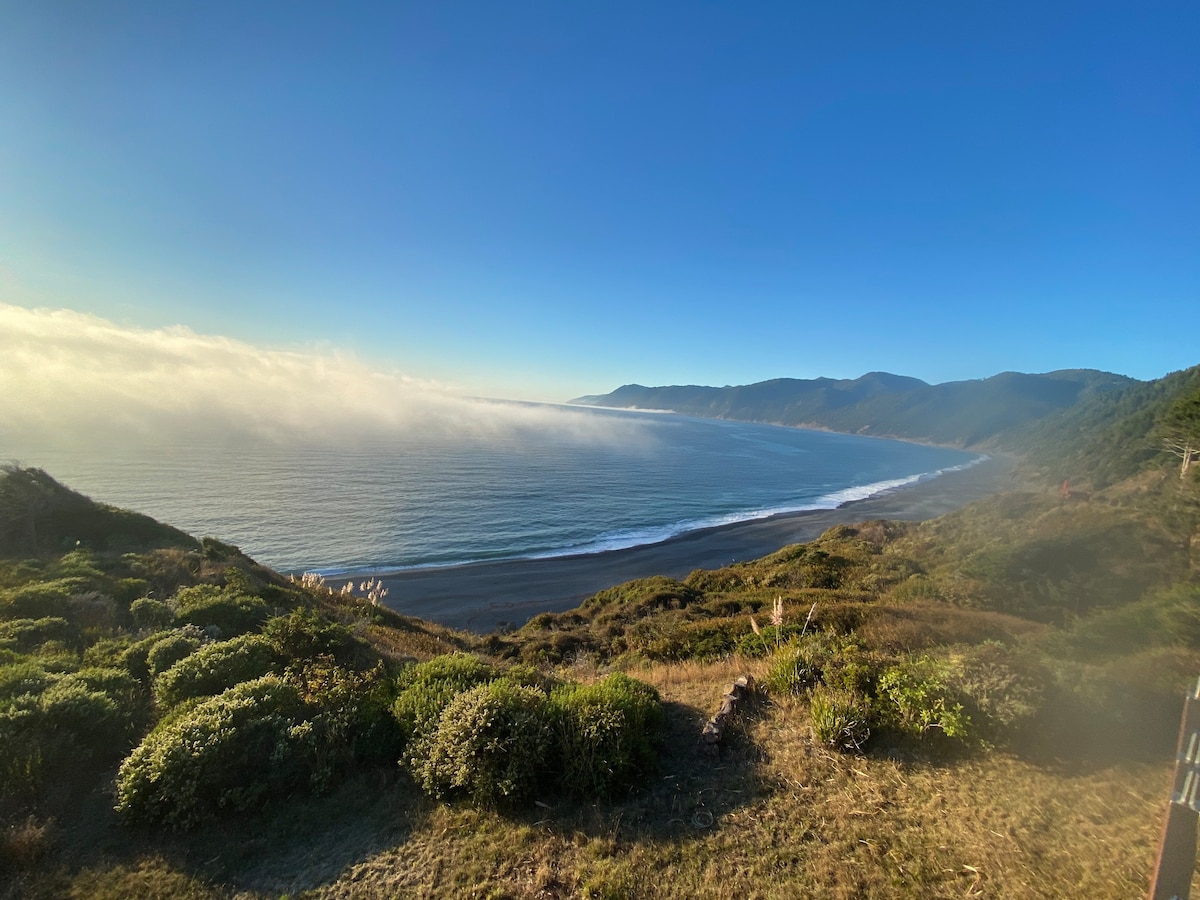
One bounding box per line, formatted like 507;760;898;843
1;2;1197;403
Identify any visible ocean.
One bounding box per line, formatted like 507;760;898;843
4;405;978;575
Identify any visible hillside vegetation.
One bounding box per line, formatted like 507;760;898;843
2;366;1200;898
571;368;1135;447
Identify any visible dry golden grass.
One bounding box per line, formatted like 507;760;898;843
22;657;1191;900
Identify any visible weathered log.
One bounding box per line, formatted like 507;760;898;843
700;675;753;755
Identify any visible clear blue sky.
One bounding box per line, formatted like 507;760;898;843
1;1;1196;402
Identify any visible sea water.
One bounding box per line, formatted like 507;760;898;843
3;405;977;574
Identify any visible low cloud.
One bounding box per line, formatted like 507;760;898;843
0;303;651;449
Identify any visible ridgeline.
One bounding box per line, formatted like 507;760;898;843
571;368;1135;447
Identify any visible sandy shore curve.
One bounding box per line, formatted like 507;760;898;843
333;454;1018;634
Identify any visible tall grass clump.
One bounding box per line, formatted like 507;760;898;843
763;632;871;697
808;685;871;753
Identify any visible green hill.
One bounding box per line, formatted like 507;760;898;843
0;466;199;558
572;368;1135;447
1015;364;1200;488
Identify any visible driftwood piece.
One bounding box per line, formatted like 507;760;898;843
700;675;753;755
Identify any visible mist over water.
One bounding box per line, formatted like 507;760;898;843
5;407;978;574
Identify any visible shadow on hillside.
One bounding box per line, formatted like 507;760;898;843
43;766;430;897
33;696;772;895
515;695;770;848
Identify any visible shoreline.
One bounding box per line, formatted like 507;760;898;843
337;454;1019;634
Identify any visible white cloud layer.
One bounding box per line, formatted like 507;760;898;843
0;303;649;449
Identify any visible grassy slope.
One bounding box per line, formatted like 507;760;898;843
4;366;1200;898
12;661;1176;899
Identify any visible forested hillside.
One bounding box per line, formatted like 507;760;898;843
2;364;1199;898
572;369;1134;447
1016;364;1200;488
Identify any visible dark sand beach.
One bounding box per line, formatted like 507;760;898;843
350;455;1018;634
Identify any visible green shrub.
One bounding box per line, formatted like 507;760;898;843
115;675;307;828
171;585;268;637
0;617;79;654
809;686;871;753
67;666;143;721
284;658;403;790
0;581;75;620
1157;584;1200;647
878;656;971;740
0;662;52;702
415;679;551;808
82;636;135;668
392;653;496;759
36;678;125;748
948;642;1046;743
763;633;869;696
548;673;663;799
120;632;174;683
130;597;175;630
1035;648;1198;758
0;704;44;798
264;608;355;664
153;633;278;709
146;631;204;678
0;670;134;796
201;537;242;560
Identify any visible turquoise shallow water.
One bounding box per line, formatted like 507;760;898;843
4;405;977;574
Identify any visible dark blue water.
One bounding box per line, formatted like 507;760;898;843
4;405;977;574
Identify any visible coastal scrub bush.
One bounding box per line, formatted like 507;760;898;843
130;596;174;630
120;631;174;683
171;585;268;637
878;655;971;741
82;635;133;669
1068;583;1200;655
285;658;403;790
763;633;871;697
153;633;277;709
116;675;307;828
145;630;204;678
947;642;1046;744
809;686;871;753
415;679;551;808
66;666;143;725
0;661;52;702
1;582;74;620
35;678;126;749
392;652;496;761
548;673;663;799
0;704;42;798
0;617;79;654
0;668;137;797
263;608;356;666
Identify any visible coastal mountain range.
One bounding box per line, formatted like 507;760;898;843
570;369;1136;448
